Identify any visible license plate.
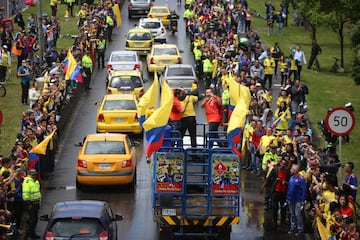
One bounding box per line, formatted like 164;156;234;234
98;164;111;170
162;60;169;64
162;209;176;216
137;10;144;14
135;42;143;46
115;118;124;122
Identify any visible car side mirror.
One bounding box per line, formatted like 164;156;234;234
132;141;140;147
74;142;83;147
114;214;123;221
143;78;147;83
94;101;100;106
40;214;50;221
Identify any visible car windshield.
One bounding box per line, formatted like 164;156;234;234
103;100;137;111
141;22;161;29
111;54;136;62
167;68;194;77
151;8;168;13
127;32;151;40
153;48;177;55
49;218;104;237
85;141;126;154
110;76;142;89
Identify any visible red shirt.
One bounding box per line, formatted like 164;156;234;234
274;168;288;193
204;96;222;123
170;98;182;121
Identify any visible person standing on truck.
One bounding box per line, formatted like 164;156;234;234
180;88;198;148
201;88;223;147
170;89;189;133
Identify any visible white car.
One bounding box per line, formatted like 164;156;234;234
107;50;142;72
138;18;166;43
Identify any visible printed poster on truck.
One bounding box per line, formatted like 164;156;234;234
211;154;240;195
155;152;184;193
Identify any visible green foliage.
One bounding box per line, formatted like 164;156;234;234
351;23;360;85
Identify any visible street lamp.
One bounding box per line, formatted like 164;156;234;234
38;0;44;65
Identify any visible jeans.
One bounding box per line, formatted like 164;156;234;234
277;22;283;35
250;143;257;171
289;201;304;233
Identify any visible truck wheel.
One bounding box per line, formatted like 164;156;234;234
217;227;231;240
158;231;171;240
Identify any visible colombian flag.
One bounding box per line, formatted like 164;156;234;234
30;130;56;155
111;4;122;27
143;79;173;158
227;72;240;119
227;85;251;158
70;65;83;83
271;108;289;129
138;73;159;127
64;49;77;80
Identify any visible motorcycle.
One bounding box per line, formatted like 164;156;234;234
170;21;178;34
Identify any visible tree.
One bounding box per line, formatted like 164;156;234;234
319;0;360;68
350;23;360;85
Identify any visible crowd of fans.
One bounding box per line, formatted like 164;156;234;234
0;0;118;237
177;0;360;238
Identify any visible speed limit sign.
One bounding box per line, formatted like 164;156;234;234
325;107;355;136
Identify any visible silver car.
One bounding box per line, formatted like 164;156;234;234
107;50;142;72
128;0;153;18
138;18;166;43
161;64;198;91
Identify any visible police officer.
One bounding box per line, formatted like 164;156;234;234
65;0;75;17
169;10;179;30
82;51;93;90
96;34;106;68
106;14;114;42
193;46;202;79
202;56;213;88
22;169;41;239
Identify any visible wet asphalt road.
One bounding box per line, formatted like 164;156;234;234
32;0;313;239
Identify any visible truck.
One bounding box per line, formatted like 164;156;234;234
152;131;241;240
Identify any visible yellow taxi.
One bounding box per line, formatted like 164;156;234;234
96;94;142;134
107;70;146;98
125;28;154;56
146;44;183;73
147;6;170;26
75;133;138;189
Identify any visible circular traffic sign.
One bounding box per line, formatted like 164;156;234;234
325;107;355;136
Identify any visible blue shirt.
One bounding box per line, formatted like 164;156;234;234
18;66;31;84
345;173;358;200
287;174;306;202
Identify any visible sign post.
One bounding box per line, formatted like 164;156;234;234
325;107;355;179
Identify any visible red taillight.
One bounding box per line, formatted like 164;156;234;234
125;42;129;47
45;231;54;240
150;57;155;64
177;57;182;64
98;113;105;122
99;231;109;240
134;112;139;122
134;64;140;70
149;3;153;7
139;89;144;98
107;89;112;94
148;14;152;18
149;42;153;48
128;3;133;8
77;160;87;168
107;64;112;70
122;160;132;168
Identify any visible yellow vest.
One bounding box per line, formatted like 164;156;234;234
97;39;106;50
0;51;9;67
82;55;93;69
106;16;114;26
263;58;275;75
193;48;202;60
203;59;213;73
22;176;41;202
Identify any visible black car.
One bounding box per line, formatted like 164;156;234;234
40;200;123;240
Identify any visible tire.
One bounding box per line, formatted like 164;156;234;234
76;179;83;191
158;230;172;240
0;85;6;97
129;169;137;192
128;12;132;19
217;227;231;240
